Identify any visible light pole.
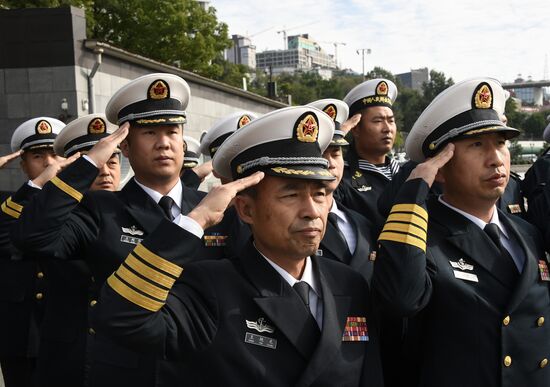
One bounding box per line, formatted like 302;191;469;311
356;48;371;80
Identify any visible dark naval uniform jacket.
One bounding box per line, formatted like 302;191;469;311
11;157;246;387
2;184;93;387
338;144;398;229
373;179;550;387
318;200;376;285
0;186;46;361
521;149;550;235
92;219;384;387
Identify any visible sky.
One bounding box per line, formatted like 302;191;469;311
210;0;550;84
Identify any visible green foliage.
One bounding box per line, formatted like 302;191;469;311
508;139;523;163
420;70;454;110
91;0;231;76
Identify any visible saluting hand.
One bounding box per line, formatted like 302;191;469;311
87;122;129;168
407;143;454;188
31;152;81;188
191;160;213;182
188;172;264;230
340;113;361;135
0;149;22;169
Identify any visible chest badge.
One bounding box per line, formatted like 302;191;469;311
449;258;474;271
342;316;369;342
120;225;144;245
204;233;227;247
246;317;275;334
539;260;550;282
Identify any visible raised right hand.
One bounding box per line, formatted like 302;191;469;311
31;152;81;188
188;172;264;230
407;143;454;188
87;122;129;168
0;149;22;169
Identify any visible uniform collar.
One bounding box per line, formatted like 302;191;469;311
438;195;509;239
255;243;321;299
134;177;182;211
329;199;347;223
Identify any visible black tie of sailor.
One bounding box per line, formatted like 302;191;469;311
159;196;175;221
292;281;320;356
483;223;520;286
327;212;352;263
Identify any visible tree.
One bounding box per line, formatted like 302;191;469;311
421;70;454;110
91;0;231;76
522;112;547;139
364;67;397;83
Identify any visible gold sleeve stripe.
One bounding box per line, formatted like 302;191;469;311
386;212;427;231
125;254;177;288
382;222;427;241
379;231;426;252
1;202;20;219
390;204;428;222
6;197;23;212
107;274;164;312
50;176;83;202
134;244;183;277
116;265;169;301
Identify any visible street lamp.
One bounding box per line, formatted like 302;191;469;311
356;48;371;80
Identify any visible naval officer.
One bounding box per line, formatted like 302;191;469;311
340;78;400;227
12;73;241;387
91;105;384;386
0;117;64;387
374;77;550;387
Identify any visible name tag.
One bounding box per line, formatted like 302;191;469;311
453;270;478;282
120;235;143;245
244;332;277;349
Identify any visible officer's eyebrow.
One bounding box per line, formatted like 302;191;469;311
371;113;394;119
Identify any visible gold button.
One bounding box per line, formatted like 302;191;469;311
35;293;43;300
37;272;44;279
540;358;548;368
89;300;97;307
88;328;95;335
503;316;510;326
504;356;512;367
538;317;545;327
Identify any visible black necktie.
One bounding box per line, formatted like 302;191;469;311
158;196;175;221
484;223;520;275
292;281;320;353
293;281;311;309
328;212;350;253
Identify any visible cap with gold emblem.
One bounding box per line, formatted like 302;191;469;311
306;98;349;147
199;111;257;158
405;77;520;162
343;78;398;117
213;106;335;182
53;114;119;157
105;73;190;126
11;117;65;152
183;135;201;169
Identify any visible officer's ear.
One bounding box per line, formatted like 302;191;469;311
435;166;446;184
120;139;130;158
233;189;256;225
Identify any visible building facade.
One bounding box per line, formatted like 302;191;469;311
256;34;336;76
